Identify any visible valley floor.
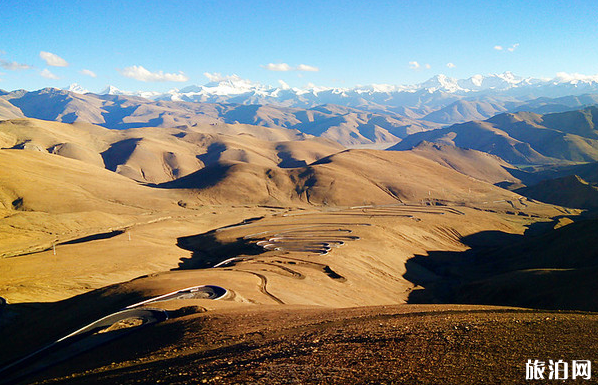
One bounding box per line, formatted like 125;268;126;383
1;199;593;384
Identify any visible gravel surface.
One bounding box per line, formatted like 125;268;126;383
28;305;598;384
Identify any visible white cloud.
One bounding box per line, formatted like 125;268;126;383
263;63;293;71
39;51;68;67
0;59;32;71
262;63;319;72
446;62;456;68
204;72;226;82
424;63;431;69
555;72;598;82
40;68;59;79
495;44;518;52
119;65;188;82
409;61;420;70
296;64;319;72
80;69;97;78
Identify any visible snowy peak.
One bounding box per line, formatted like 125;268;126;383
496;71;521;84
456;72;524;91
98;85;163;100
99;85;125;95
420;74;464;93
201;73;271;95
63;83;90;94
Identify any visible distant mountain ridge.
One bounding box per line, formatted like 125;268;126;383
93;72;598;109
4;72;598;147
61;72;598;127
390;106;598;165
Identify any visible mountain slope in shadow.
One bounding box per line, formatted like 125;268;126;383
405;218;598;311
515;174;598;209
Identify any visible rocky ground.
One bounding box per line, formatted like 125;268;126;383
26;304;598;384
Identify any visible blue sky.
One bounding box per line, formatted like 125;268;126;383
1;0;597;92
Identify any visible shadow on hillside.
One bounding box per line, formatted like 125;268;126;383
174;231;264;270
503;161;598;189
173;218;266;270
153;163;233;189
404;218;598;312
59;230;125;245
101;138;141;171
0;291;187;384
221;104;261;125
502;166;540;186
100;103;139;129
0;284;152;368
196;143;226;167
276;149;308;168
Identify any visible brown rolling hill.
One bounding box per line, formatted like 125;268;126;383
0;148;186;258
0;118;524;206
0;118;343;184
0;119;111;166
161;148;525;206
291;104;434;146
1;88;218;128
402;141;521;185
98;128;341;183
0;98;24;120
420;94;598;124
510;93;598;114
526;160;598;185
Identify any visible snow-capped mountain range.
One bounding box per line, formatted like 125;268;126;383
66;72;598;110
3;71;597;148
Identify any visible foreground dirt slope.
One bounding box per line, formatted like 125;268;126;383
25;305;598;385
